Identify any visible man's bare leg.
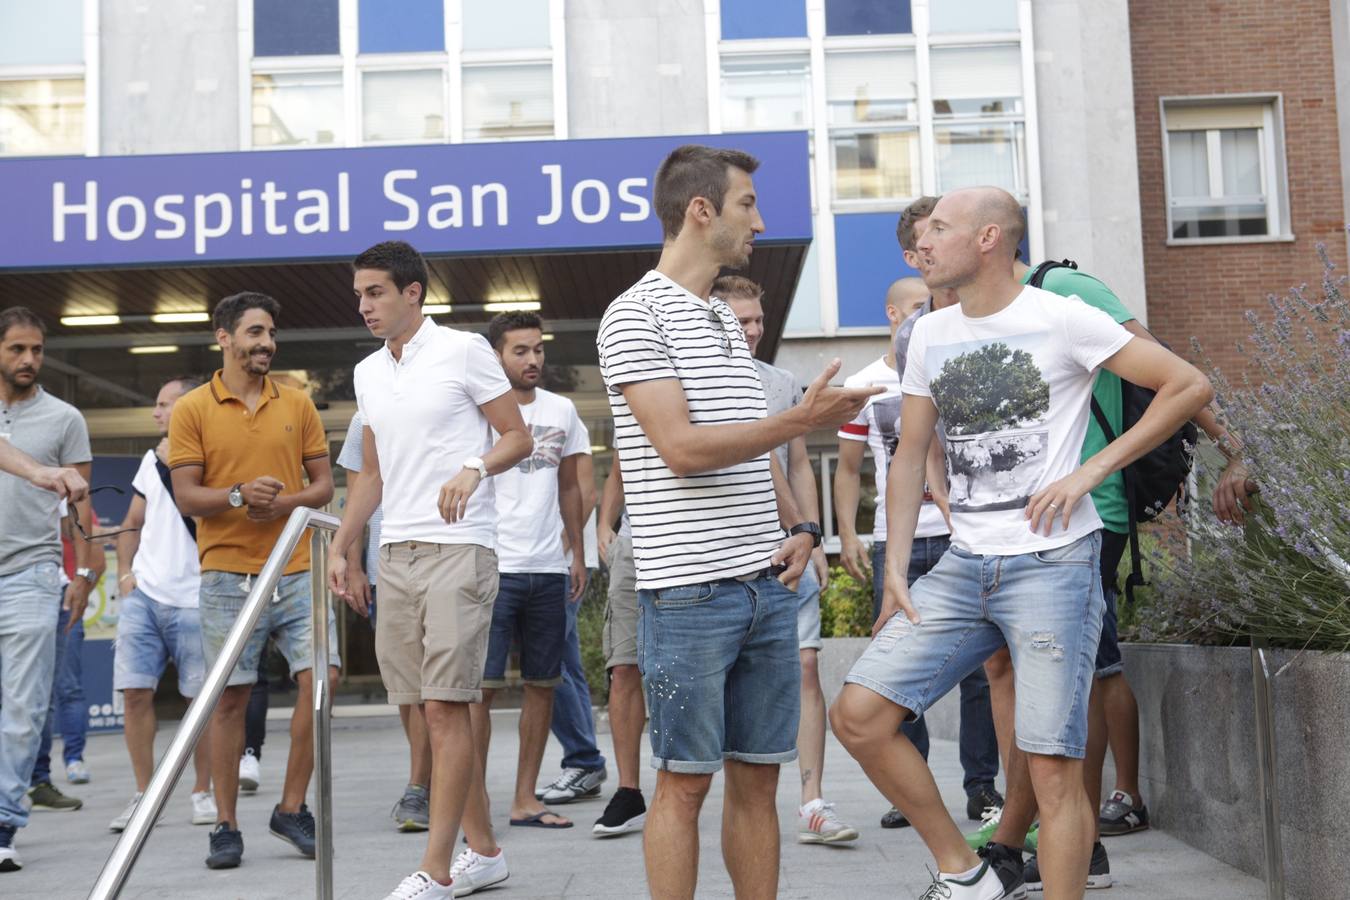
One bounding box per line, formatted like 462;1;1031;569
122;688;158;792
722;761;781;899
1101;673;1143;803
1027;754;1093;900
644;770;711;900
461;690;500;855
400;702;432;787
419;699;477;884
797;649;825;804
984;647;1015;772
510;684;569;823
1085;680;1108;841
277;666;338;814
609;664;645;789
191;728;212;793
209;684;250;826
831;685;979;873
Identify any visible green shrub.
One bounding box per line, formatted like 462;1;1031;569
577;569;610;704
819;566;875;638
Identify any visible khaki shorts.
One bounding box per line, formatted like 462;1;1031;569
603;533;639;669
375;541;498;704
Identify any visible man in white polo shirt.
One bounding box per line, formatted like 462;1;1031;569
109;376;216;833
329;241;532;900
596;144;879;898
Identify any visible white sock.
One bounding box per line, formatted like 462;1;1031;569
800;798;824;816
941;862;984;882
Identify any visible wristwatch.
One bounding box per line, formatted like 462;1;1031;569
228;483;245;508
789;522;823;548
75;567;97;584
463;457;488;479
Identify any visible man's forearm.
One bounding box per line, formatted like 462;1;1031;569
173;480;233;518
0;438;40;481
285;476;334;513
833;467;862;541
770;455;804;528
333;471;382;555
599;465;625;531
786;438;820;524
73;498;97;569
883;452;926;585
115;531;139;579
483;430;533;475
1082;377;1214;486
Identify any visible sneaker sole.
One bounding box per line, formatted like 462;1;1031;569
541;785;602;805
396;819;430;833
192;814;217;826
453;869;509;897
239;780;259;794
798;828;861;844
268;827;316;859
0;857;21;873
205;855;241;870
592;813;646;838
1026;875;1111;894
1098;821;1148;836
29;804;82;812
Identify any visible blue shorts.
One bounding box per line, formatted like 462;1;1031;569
795;563;822;651
199;571;341;687
1095;529;1128;679
846;531;1103;759
113;588;206;697
482;572;567;688
638;573;800;774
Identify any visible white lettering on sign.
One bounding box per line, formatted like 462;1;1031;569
383;170;510;230
536;165;651;226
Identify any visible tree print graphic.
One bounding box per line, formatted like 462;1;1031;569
930;342;1049;436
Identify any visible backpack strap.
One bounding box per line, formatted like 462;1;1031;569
1027;258;1078;289
1090;397;1117;443
1122;476;1146;605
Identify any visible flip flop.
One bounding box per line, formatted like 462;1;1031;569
509;811;574;829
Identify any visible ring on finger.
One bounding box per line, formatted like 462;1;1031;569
1048;502;1059;511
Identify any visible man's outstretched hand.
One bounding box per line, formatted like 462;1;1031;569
798;359;884;430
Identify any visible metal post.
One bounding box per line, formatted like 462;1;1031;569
1251;640;1285;900
310;528;334;900
89;507;341;900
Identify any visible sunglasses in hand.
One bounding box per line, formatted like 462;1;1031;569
70;485;142;542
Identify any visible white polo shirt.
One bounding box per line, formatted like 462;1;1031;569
354;317;513;549
130;448;202;608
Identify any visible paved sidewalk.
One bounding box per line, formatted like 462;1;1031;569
11;710;1267;899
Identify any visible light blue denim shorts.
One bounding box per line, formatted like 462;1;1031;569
845;531;1103;759
638;573;801;774
199;570;340;687
113;587;206;697
795;563;823;651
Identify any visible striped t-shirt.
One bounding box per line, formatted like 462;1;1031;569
597;270;782;590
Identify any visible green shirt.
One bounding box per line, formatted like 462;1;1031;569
1020;266;1133;534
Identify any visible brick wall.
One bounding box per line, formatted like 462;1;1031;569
1129;0;1348;381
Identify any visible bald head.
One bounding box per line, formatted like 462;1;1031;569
943;187;1024;259
918;187;1027;290
886;277;929;320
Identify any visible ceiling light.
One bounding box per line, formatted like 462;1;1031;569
61;315;122;327
128;345;179;355
423;304;452;315
542;334;555;341
589;444;608;454
150;312;210;324
483;301;541;312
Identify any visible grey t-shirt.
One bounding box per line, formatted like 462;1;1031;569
755;360;800;473
0;388;91;575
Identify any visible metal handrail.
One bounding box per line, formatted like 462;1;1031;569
88;506;341;900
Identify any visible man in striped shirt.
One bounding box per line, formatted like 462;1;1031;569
596;144;879;900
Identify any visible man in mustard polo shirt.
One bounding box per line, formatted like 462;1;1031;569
169;291;338;871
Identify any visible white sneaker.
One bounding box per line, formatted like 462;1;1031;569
381;871;454;900
798;799;859;844
191;791;218;825
0;833;20;872
449;848;509;897
536;766;606;803
239;749;261;794
920;861;1008;899
110;793;143;833
65;760;91;784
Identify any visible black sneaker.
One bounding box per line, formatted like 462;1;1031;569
880;806;911;829
1098;790;1149;836
966;784;1005;822
205;822;243;869
0;824;21;872
977;841;1026;897
269;804;316;858
1024;841;1112;892
27;781;82;811
593;788;646;838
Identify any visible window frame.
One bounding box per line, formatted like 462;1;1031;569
1160;93;1293;246
355;54;450;146
0;0;99;158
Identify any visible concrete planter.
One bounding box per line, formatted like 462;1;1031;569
816;637;1347;899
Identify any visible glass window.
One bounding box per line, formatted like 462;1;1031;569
362;70;446;143
359;0;444;53
832;130;918;201
721;0;808;40
0;79;84;156
1220;128;1262;196
826;50;917;126
252;71;344;147
1162;100;1281;240
0;2;84;66
930;45;1023;117
721;57;811;132
1166;130;1209;199
824;0;912;36
462;65;553;141
929;0;1018;33
254;0;340;57
462;0;550;51
935;122;1026;196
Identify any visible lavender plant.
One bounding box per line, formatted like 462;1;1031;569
1139;244;1350;650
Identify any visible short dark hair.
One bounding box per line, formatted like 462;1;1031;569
654;144;760;240
487;312;544;350
896;196;941;252
353;241;430;303
0;307;47;343
213;292;281;335
164;374;202;394
711;275;763;301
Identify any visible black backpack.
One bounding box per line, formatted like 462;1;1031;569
1028;259;1199;602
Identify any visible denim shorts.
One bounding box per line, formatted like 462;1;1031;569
199;570;340;687
482;572;567;688
638;573;800;774
113;588;206;697
1095;529;1129;679
795;563;823;651
846;531;1103;759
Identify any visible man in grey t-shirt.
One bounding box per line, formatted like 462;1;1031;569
718;276;859;846
0;307;94;873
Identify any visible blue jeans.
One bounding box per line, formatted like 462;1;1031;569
850;532;1104;759
549;581;606;772
0;562;63;828
198;570;340;685
483;572;567;687
33;608;87;784
872;538;1000;793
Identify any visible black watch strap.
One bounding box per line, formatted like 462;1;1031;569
788;522;823;548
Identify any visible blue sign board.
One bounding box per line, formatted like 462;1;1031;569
0;132;812;269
